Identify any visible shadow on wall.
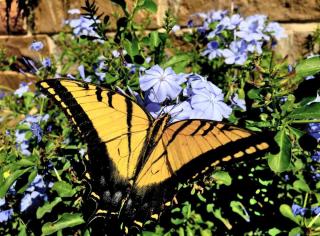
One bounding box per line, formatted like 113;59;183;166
5;0;40;33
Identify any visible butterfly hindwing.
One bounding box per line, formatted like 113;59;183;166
135;120;271;188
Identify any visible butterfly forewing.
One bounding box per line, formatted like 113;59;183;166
37;79;152;180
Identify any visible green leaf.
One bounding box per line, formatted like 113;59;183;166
123;39;139;58
37;197;62;219
196;192;206;202
295;56;320;78
247;88;262;100
268;129;291;172
212;208;232;230
212;171;232;186
230;201;250;222
52;181;76;198
0;167;33;197
17;169;37;194
136;0;157;13
150;31;160;48
288;227;303;236
268;228;281;236
279;204;301;225
293;179;311;192
288;103;320;120
287;126;305;139
41;213;85;235
162;54;192;68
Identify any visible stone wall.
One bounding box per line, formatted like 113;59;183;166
0;0;320;86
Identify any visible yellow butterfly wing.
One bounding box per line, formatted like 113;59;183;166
37;79;152;180
135;120;271;188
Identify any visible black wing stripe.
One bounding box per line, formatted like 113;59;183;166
191;121;207;136
125;96;133;176
166;120;193;146
202;123;215;136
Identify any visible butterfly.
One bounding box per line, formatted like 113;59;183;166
37;79;275;234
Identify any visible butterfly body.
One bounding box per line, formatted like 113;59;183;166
37;79;275;233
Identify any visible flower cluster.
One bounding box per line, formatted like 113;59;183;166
307;123;320;142
20;174;52;212
191;10;286;65
0;198;13;223
138;65;244;122
292;203;320;216
65;9;102;40
14;114;49;156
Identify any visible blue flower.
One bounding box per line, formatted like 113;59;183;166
145;101;163;118
310;165;320;181
65;15;100;39
265;22;286;40
15;130;27;143
187;19;193;28
222;40;248;65
292;203;307;216
201;41;223;60
205;10;228;23
78;65;92;82
312;152;320;162
29;41;44;51
15;130;31;156
42;57;51;68
31;123;43;143
247;40;263;54
219;14;243;30
112;50;120;58
79;148;86;157
14;82;30;97
139;65;183;103
0;91;5;99
67;8;81;15
190;89;232;121
307;123;320;142
0;209;13;223
0;198;5;207
20;174;48;213
236;15;269;42
94;59;108;81
231;94;246;111
166;101;193;123
312;206;320;215
171;25;181;33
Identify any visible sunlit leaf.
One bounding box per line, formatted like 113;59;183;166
41;213;85;235
52;181;76;198
279;204;301;225
37;197;62;219
268;129;291;172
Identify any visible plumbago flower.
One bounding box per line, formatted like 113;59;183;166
14;82;31;98
139;65;184;103
194;10;286;65
201;41;223;60
65;8;104;43
29;41;44;51
139;65;232;122
15;114;49;156
221;40;248;65
20;174;52;213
